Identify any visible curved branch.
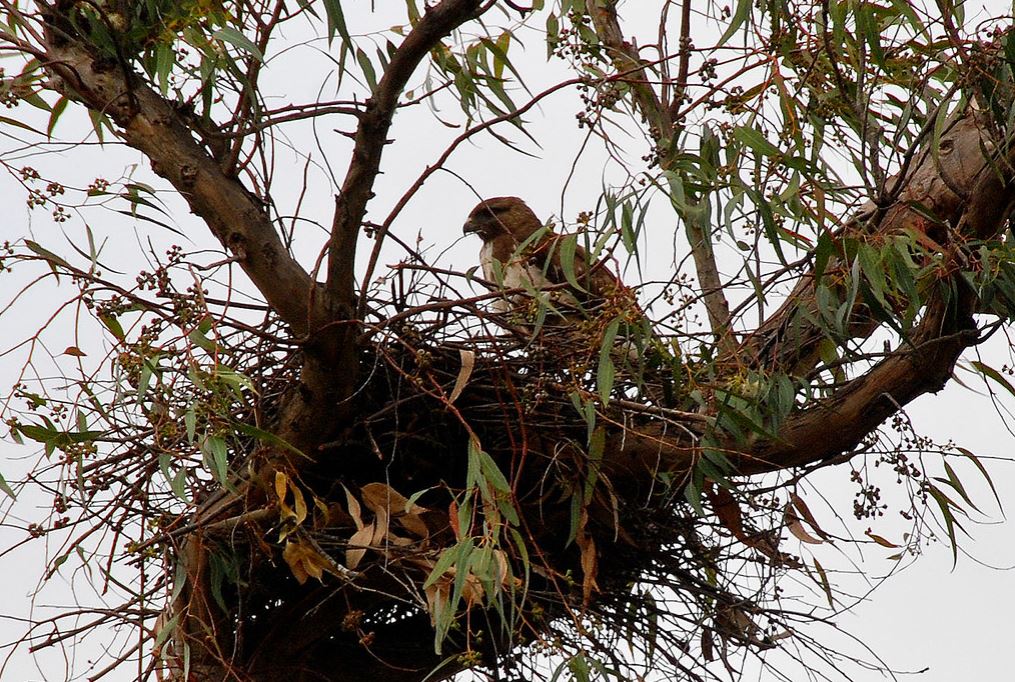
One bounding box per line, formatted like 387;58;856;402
606;289;978;483
742;110;1008;375
604;110;1015;484
43;40;322;336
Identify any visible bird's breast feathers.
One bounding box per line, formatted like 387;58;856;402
480;240;569;312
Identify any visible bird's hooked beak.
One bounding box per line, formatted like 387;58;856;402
462;216;482;236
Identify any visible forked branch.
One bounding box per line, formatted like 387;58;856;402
590;0;736;350
326;0;488;312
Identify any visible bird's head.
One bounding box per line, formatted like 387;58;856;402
462;196;542;242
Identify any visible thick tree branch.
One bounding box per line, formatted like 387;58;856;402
43;41;323;337
742;110;1007;375
605;287;978;483
325;0;486;311
589;0;672;139
604;110;1014;484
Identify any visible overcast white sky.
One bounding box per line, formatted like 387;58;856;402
1;2;1014;680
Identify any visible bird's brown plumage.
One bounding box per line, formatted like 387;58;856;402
464;197;662;403
462;196;628;315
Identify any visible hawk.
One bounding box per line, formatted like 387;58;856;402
463;196;666;403
461;196;629;319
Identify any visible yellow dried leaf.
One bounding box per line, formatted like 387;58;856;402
291;483;307;526
282;540;333;585
577;531;598;606
274;471;288;506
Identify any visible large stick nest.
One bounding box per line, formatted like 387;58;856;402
169;293;804;680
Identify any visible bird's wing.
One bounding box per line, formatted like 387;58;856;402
531;233;627;302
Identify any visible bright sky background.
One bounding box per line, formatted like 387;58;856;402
1;2;1014;680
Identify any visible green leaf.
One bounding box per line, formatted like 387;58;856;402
856;243;889;307
87;109;108;143
718;0;752;46
100;313;125;341
188;327;218;354
953;447;1003;514
184;404;197;443
17;423;104;447
970;360;1015;399
856;5;885;68
424;544;460;589
684;477;704;515
734;125;781;157
213;27;264;61
557;234;586;293
934;459;981;514
202;435;230;484
155;42;176;96
927;484;964;568
154;613;180;650
0;115;44;135
597;319;620;405
233;422;307;459
24;240;71;270
46;96;68;138
0;470;16;499
545;12;559;58
356;48;377;91
137;356;156;402
474;440;511;494
323;0;353;46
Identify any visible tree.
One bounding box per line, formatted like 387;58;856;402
0;1;1012;680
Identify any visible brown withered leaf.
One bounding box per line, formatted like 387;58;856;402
345;522;375;570
359;482;430;539
399;511;430;539
701;629;715;662
576;517;599;606
423;569;485;627
360;482;401;514
784;506;823;545
448;348;475;404
448;499;462;541
865;530;900;548
790;493;831;541
705;483;746;540
706;483;801;567
812;558;835;608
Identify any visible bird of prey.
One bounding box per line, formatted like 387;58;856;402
463;196;667;404
461;196;630;320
